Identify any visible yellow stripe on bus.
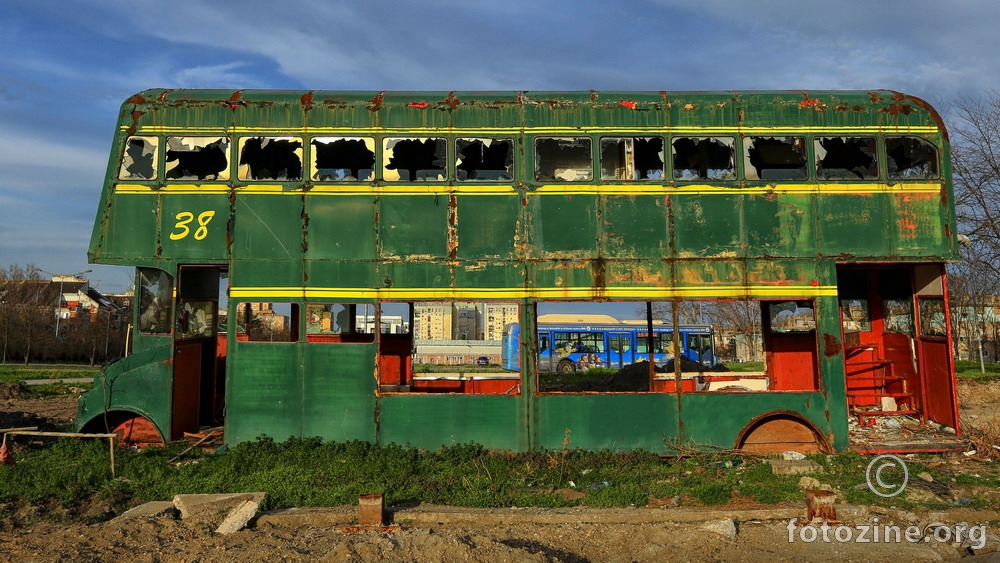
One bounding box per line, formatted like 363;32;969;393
230;285;839;300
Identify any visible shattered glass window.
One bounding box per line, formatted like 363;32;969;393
118;136;158;180
815;137;878;180
237;137;303;181
744;136;807;181
671;137;736;181
383;138;446;182
600;137;664;180
311;137;375;181
886;136;939;179
456;138;514;181
840;298;871;332
534;137;593;182
164;136;231;181
138;268;172;334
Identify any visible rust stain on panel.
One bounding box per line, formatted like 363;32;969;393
823;334;840;358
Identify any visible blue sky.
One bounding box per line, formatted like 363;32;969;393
2;0;999;293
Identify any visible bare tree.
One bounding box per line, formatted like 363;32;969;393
948;94;1000;369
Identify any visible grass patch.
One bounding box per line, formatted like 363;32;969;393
1;438;997;525
721;361;765;372
954;360;1000;380
0;365;97;384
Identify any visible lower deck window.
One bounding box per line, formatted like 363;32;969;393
378;300;521;395
236;302;299;342
534;300;819;393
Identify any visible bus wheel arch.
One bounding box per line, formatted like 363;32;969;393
79;411;165;447
735;410;831;454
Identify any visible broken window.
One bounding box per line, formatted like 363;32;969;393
311;137;375;181
235;302;298;342
744;136;807;180
883;299;914;335
534;137;593;182
118;136;158;180
599;137;664;180
164;136;230;181
841;299;871;332
918;298;946;337
886;136;939;179
671;137;736;181
815;137;877;180
456;138;514;181
768;301;816;333
306;303;375;343
237;137;303;181
383;138;446;182
137;267;172;334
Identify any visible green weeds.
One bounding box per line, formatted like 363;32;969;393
0;438;997;526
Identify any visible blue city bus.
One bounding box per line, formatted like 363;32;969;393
502;319;715;373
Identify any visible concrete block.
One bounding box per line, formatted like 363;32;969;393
115;501;178;521
765;459;822;475
173;492;266;531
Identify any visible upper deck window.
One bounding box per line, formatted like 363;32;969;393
456;138;514;181
165;136;230;181
535;137;593;182
237;137;303;181
886;136;939;179
600;137;664;181
744;136;807;181
815;137;878;180
383;138;446;182
311;137;375;182
671;137;736;181
118;136;158;181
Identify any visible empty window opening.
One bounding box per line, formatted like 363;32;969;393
165;136;230;181
236;302;299;342
383;138;446;181
238;137;303;181
886;136;939;179
534;137;593;182
672;137;736;181
377;300;521;395
456;138;514;181
768;301;816;333
600;137;664;180
744;136;807;180
311;137;375;181
306;303;375;343
119;136;158;180
815;137;877;180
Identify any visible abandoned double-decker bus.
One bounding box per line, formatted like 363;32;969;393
77;89;961;454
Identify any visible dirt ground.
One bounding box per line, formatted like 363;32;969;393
1;381;1000;562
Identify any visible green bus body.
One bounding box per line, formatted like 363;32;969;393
77;90;961;453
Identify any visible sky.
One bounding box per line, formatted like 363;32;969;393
2;0;1000;294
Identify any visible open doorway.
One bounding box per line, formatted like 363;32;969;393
837;265;960;449
171;266;227;439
